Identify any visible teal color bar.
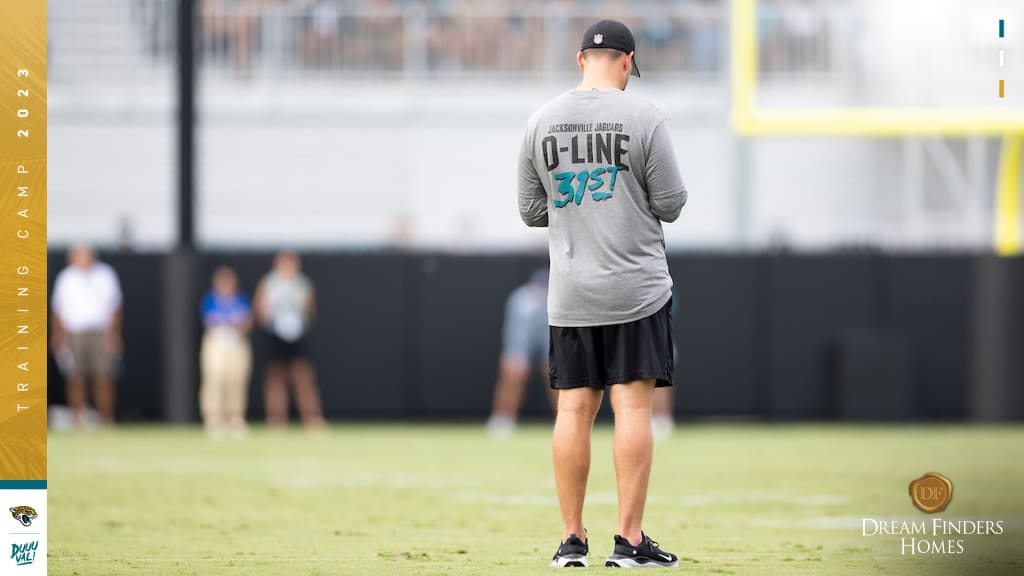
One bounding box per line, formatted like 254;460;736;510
1001;19;1005;38
0;480;46;490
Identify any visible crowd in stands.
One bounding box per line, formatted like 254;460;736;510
130;0;832;77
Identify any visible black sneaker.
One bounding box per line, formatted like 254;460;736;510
550;533;589;568
605;533;678;568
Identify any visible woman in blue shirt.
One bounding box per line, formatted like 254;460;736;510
199;266;253;439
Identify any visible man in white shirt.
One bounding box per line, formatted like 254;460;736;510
51;246;123;426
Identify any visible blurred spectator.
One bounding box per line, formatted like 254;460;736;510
358;0;404;71
254;251;326;430
690;0;722;73
496;12;543;72
485;271;678;439
199;266;253;439
133;0;175;58
486;270;556;438
146;0;750;78
302;0;343;70
784;0;825;72
758;0;786;72
201;0;261;74
51;246;123;427
640;2;677;69
300;0;403;72
758;0;830;74
652;385;675;440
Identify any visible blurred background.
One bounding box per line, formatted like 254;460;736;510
46;0;1023;424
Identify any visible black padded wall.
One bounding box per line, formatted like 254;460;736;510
45;251;982;421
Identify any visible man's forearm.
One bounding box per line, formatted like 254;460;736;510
650;187;687;223
519;194;549;227
51;312;67;346
108;309;122;334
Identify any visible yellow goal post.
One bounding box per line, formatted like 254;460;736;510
729;0;1022;254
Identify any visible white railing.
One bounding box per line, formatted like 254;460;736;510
194;2;729;80
49;0;853;84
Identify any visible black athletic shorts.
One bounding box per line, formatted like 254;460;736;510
268;334;311;361
549;298;674;390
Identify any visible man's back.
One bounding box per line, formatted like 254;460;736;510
518;88;687;328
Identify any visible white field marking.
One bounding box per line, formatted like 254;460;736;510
751;516;862;530
54;557;375;563
672;493;851;507
268;471;482;490
67;456;357;475
63;459;485;492
450;492;591;507
52;556;548;563
1001;49;1006;68
449;491;850;508
61;457;484;491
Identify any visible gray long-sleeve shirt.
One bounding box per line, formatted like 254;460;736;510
518;88;687;327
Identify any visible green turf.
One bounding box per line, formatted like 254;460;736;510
49;423;1024;575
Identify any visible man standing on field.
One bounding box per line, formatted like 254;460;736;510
518;19;687;568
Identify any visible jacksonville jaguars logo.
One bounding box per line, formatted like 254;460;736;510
10;506;37;527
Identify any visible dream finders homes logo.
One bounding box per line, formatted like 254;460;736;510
10;540;37;567
860;473;1008;555
861;518;1005;555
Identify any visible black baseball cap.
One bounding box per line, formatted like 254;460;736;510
580;19;641;78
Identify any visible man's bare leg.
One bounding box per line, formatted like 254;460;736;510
93;377;116;426
609;379;656;545
552;386;603;541
66;377;87;427
291;358;326;429
489;356;530;421
264;361;289;427
652;386;675;440
487;356;531;437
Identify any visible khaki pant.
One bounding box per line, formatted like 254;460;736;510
200;328;252;429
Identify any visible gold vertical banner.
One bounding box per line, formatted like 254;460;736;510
0;0;47;481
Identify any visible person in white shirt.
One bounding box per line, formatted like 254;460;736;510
254;251;326;430
51;246;123;427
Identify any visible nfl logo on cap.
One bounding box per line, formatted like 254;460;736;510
580;19;641;77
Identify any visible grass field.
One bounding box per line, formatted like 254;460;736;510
49;423;1024;575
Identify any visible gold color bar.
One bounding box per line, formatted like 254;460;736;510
0;0;48;480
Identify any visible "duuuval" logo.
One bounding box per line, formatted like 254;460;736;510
10;540;38;567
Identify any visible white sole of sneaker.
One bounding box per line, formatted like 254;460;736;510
605;555;678;568
551;554;588;568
